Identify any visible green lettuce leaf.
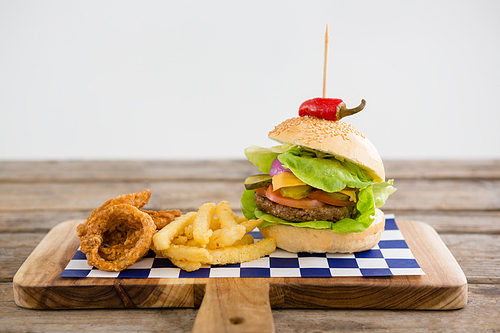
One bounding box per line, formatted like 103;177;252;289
373;179;397;208
241;144;396;233
241;189;259;220
277;146;374;192
244;145;290;174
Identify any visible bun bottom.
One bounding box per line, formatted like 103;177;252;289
259;209;385;254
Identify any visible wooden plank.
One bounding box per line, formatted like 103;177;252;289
0;282;198;332
387;210;500;234
270;284;499;332
0;181;244;212
1;160;499;182
1;179;500;212
384;179;500;211
192;279;275;333
0;233;45;282
442;234;500;284
13;219;467;311
384;159;500;179
0;211;90;233
1;282;498;332
0;160;259;182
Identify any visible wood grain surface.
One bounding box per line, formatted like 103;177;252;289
12;218;467;312
1;160;500;332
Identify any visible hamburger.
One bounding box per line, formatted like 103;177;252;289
240;115;396;253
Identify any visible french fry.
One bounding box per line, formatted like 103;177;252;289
171;235;188;245
193;202;215;246
160;244;212;263
239;218;263;233
207;224;246;249
185;239;200;247
216;201;238;228
209;216;221;231
236;215;248;223
152;212;196;251
152;200;276;272
169;259;202;272
232;233;254;246
184;223;194;239
208;237;276;266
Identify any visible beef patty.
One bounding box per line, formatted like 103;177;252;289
254;192;353;222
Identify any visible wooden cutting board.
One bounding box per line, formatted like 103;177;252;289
13;220;467;333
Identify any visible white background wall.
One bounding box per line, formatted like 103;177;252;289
1;1;499;161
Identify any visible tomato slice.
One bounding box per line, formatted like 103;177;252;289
254;187;267;196
265;185;325;209
308;190;355;207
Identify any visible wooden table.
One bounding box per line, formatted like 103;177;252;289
1;160;499;332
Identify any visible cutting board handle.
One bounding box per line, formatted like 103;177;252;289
191;278;275;333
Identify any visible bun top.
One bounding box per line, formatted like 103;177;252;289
268;116;385;182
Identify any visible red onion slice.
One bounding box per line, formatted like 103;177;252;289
269;158;290;177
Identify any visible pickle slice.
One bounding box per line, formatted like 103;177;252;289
280;185;313;199
324;192;351;201
244;174;272;190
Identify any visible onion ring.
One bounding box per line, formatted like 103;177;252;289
79;203;156;271
77;189;152;238
76;189;180;271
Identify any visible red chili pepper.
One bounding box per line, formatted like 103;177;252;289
298;98;366;121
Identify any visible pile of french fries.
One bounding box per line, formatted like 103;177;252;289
151;201;276;271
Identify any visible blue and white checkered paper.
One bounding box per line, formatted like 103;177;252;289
60;214;424;278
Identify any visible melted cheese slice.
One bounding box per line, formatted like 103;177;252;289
339;189;357;202
272;171;307;191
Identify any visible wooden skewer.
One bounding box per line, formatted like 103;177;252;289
322;24;329;98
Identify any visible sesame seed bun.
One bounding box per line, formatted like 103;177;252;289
259;208;385;253
268;117;385;182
